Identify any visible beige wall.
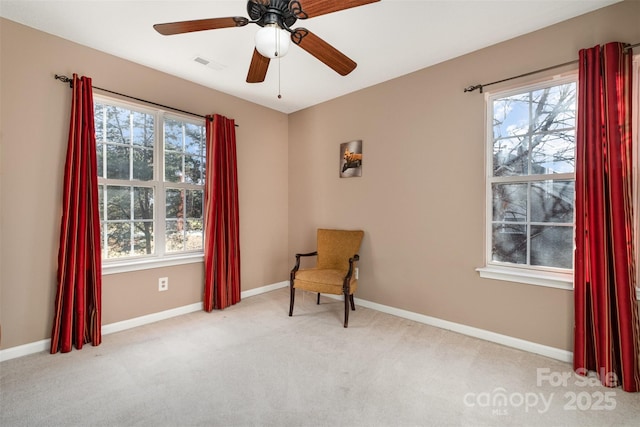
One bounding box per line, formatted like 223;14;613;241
0;18;289;349
288;0;640;351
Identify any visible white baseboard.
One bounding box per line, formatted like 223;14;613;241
2;281;573;364
0;281;288;362
0;339;51;362
241;280;288;298
101;302;203;335
323;293;573;363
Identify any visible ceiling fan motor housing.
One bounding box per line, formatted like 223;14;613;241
248;0;297;29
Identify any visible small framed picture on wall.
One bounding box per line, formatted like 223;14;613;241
340;140;362;178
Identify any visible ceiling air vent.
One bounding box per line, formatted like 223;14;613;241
193;56;226;71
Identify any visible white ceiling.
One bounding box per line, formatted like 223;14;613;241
0;0;620;113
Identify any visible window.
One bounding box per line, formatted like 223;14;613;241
94;96;205;272
478;76;577;289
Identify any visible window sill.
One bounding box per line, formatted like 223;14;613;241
103;253;204;275
476;266;573;290
477;267;640;300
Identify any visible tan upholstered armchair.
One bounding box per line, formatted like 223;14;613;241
289;229;364;327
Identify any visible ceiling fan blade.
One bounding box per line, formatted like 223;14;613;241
246;49;271;83
289;0;380;19
154;17;249;35
291;28;356;76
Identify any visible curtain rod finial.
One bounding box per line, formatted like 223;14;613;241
54;74;73;88
464;84;483;94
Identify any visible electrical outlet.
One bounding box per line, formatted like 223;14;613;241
355;268;359;280
158;277;168;292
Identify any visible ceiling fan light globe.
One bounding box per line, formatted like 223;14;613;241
255;25;290;59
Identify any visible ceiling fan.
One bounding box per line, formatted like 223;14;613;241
153;0;380;83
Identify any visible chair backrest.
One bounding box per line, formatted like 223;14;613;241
316;229;364;271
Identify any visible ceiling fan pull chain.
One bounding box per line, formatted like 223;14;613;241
274;22;282;99
278;54;282;99
274;22;279;57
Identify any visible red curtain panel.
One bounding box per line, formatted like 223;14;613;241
203;114;241;311
50;74;102;353
574;42;640;392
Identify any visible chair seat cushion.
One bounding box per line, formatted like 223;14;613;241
293;268;357;295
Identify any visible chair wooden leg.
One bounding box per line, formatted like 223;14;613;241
317;293;321;305
344;292;349;328
289;283;295;317
349;294;356;311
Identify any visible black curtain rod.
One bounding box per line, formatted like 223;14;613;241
464;41;640;94
54;74;239;127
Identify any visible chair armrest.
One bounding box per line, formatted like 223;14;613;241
296;251;318;259
291;251;318;276
345;254;360;279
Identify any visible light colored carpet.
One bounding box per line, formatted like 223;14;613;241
1;287;639;426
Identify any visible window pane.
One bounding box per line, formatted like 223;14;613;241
202;159;207;182
493;137;528;176
165;152;183;182
530;225;573;268
492;224;527;264
493;93;529;138
187;218;203;233
186;189;203;219
132;147;153;181
133;222;154;255
164;118;183;151
186;219;203;251
492;183;527;222
100;224;105;256
94;104;105;142
106;185;131;220
184;154;203;184
107;222;131;258
533;84;576;132
98;184;104;219
133;187;154;220
531;132;575;174
96;143;104;178
132;111;154;147
166;188;183;218
106;145;130;180
106;106;131;144
185;123;203;155
530;181;574;223
166;220;184;252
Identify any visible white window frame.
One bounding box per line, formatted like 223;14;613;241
94;94;205;275
477;74;577;290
